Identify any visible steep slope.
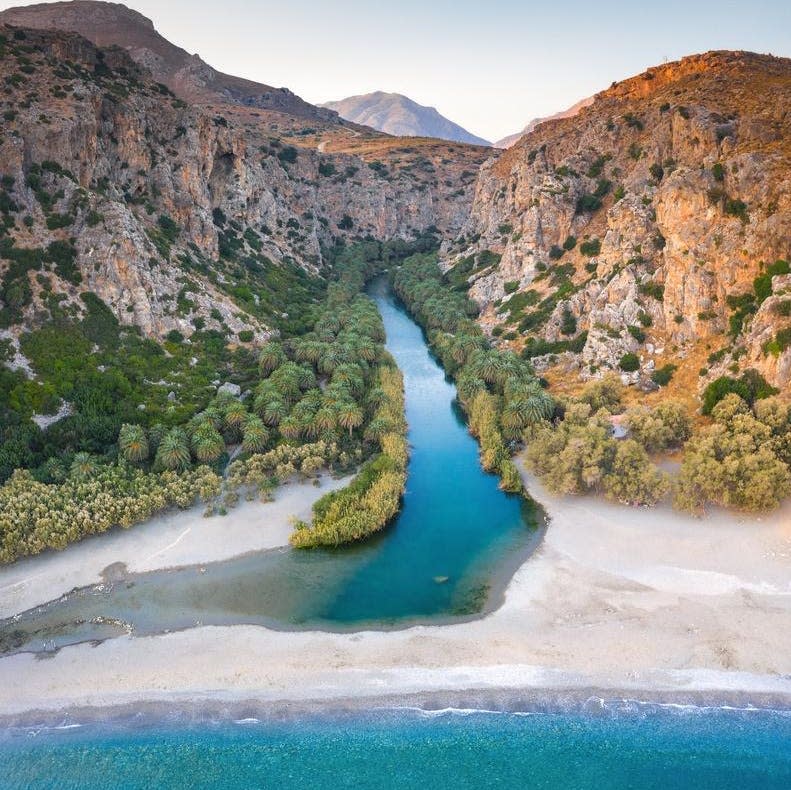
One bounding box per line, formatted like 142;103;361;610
0;24;489;344
321;92;491;146
495;96;594;149
444;51;791;396
0;0;339;123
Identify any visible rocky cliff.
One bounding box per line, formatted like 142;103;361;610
445;51;791;393
0;24;488;343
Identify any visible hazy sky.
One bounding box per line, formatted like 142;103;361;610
2;0;790;141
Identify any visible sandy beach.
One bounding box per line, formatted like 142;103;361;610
0;461;789;717
0;473;350;620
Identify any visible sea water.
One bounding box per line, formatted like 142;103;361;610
1;701;789;789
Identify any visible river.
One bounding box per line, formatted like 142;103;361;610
0;278;542;653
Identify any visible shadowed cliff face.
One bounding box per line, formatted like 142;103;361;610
445;51;791;392
0;25;488;342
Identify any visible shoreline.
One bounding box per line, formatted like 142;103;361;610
2;679;791;732
0;461;789;720
0;473;350;619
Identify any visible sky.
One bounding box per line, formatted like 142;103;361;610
2;0;790;141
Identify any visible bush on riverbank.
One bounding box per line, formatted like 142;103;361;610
524;402;669;506
290;363;408;547
623;399;691;453
0;463;221;564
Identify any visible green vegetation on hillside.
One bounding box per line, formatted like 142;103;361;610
0;238;434;561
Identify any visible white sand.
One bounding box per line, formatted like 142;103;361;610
0;463;789;716
0;473;350;619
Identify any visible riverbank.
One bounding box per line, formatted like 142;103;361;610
0;461;789;717
0;473;350;619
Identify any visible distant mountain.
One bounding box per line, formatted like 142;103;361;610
321;92;491;146
494;96;594;148
0;0;337;121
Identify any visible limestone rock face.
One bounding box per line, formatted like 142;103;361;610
0;25;484;343
444;52;791;390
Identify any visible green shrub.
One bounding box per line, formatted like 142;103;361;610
277;146;298;165
724;198;748;222
579;238;601;257
627;325;645;343
638;280;664;301
549;245;564;260
701;370;777;415
563;235;577;251
651;364;677;386
318;161;336;177
560;305;577;336
619;352;640;372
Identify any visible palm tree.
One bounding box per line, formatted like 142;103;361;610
155;427;191;471
314;406;337;433
336;402;364;437
332;364;364;395
501;400;530;439
457;373;486;403
69;452;99;480
258;343;285;376
354;337;377;363
148;422;167;453
222;400;248;441
270;363;304;402
241;416;269;454
365;387;387;412
524;391;554;424
118;423;149;464
293;339;323;365
364;417;390;443
279;415;302;441
319;346;346;375
261;399;288;427
476;353;506;386
191;423;225;464
295;365;317;392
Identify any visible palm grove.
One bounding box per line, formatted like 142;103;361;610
1;241;790;564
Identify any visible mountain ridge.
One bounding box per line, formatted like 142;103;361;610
495;96;594;148
321;91;491;146
0;1;341;122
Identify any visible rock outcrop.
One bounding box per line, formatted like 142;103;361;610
445;51;791;391
0;1;339;122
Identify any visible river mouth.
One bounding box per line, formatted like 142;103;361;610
0;279;545;656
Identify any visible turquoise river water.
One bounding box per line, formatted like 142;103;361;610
0;278;541;654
